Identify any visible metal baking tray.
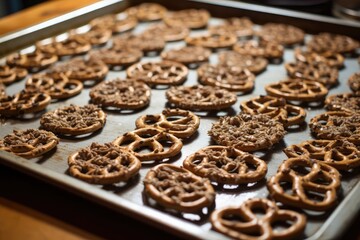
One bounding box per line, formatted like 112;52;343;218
1;0;360;239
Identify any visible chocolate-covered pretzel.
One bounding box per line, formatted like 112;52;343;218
112;34;165;54
6;51;58;72
185;33;237;50
40;104;106;136
37;37;91;57
294;48;344;69
265;79;328;102
258;23;305;46
144;164;215;212
90;47;143;68
325;93;360;113
233;40;284;59
135;108;200;138
161;46;211;67
307;32;359;54
284;140;360;171
125;3;167;21
68;142;141;184
0;65;27;85
89;78;151;110
183;146;267;184
267;157;341;211
25;73;83;100
310;111;360;145
0;91;51;117
90;14;138;34
209;113;286;152
348;72;360;95
0;129;59;158
240;95;306;127
285;62;338;88
127;61;188;86
218;51;268;74
209;17;254;38
113;128;182;161
55;57;108;83
211;198;306;240
71;28;112;46
166;84;237;111
142;24;189;42
164;9;210;29
198;64;255;93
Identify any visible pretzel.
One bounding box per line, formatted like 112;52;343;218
6;51;58;72
265;79;328;102
0;91;51;117
211;198;306;240
285;62;338;88
68;142;141;184
0;129;59;159
233;40;284;59
209;17;254;38
183;146;267;185
307;32;360;54
89;47;143;68
161;46;211;67
36;37;91;57
112;33;165;54
135;108;200;138
218;51;268;74
267;157;341;211
294;48;344;69
113;128;182;161
0;65;28;85
58;57;108;82
163;9;210;29
89;78;151;110
0;83;5;97
257;23;305;46
325;93;360;113
310;111;360;145
185;33;237;50
284;140;360;171
25;73;83;100
125;3;167;21
71;28;112;46
348;72;360;95
142;24;189;42
209;113;285;152
166;85;237;111
240;95;306;127
126;61;188;86
198;64;255;93
40;104;106;136
90;14;138;34
144;163;215;212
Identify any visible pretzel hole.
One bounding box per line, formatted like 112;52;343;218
167;116;182;122
331;149;351;160
279;181;294;195
304;189;325;202
251;207;267;219
134;145;153;154
311;175;332;186
271;219;294;232
290;165;312;176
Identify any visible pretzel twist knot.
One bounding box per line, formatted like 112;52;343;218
144;164;215;212
267;157;341;211
112;128;183;161
210;198;306;240
183;146;267;185
135;108;200;138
